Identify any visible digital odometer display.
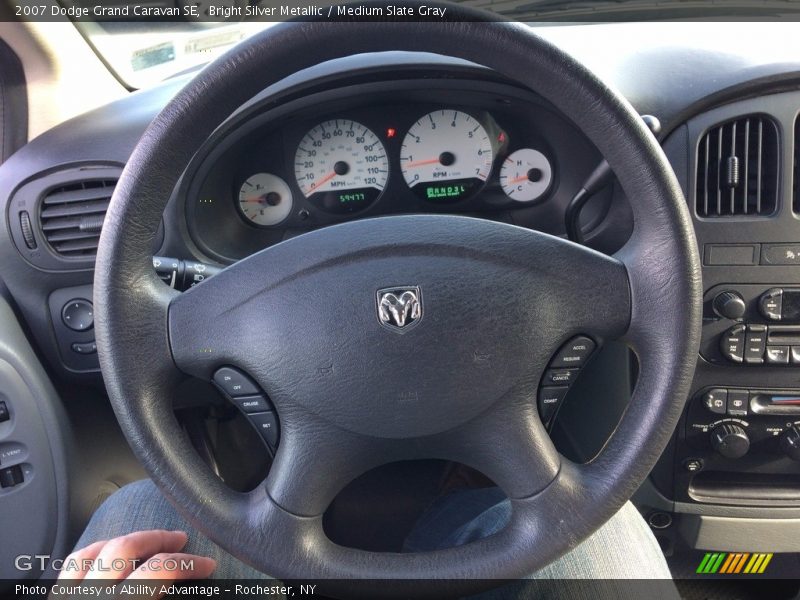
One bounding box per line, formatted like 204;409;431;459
400;110;493;202
294;119;388;214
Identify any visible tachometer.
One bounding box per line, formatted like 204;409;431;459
294;119;388;213
237;173;293;227
400;110;494;202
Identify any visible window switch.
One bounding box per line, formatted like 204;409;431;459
0;401;8;423
0;465;24;488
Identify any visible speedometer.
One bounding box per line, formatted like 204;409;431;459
294;119;388;214
400;110;494;202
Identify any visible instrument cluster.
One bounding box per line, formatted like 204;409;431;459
185;81;601;263
236;110;553;228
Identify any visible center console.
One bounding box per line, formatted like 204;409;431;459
643;90;800;552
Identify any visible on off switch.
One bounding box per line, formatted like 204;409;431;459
713;291;746;320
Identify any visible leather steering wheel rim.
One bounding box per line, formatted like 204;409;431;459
94;13;702;597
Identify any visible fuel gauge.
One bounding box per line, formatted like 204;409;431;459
499;149;553;203
237;173;293;227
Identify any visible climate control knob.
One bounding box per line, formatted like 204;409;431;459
780;426;800;461
713;290;746;320
710;424;750;459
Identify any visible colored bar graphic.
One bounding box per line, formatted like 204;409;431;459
698;552;773;574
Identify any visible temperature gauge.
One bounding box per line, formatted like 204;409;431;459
237;173;293;227
499;149;553;203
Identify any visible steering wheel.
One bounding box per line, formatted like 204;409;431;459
94;12;701;597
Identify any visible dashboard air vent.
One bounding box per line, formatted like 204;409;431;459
38;178;116;257
696;115;779;217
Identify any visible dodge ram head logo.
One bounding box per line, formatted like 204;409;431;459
377;287;422;333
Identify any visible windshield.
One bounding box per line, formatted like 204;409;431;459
58;0;800;89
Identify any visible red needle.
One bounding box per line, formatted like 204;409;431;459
310;171;337;190
244;195;267;203
510;174;530;184
405;158;441;168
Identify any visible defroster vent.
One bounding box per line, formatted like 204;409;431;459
696;115;779;217
39;178;116;257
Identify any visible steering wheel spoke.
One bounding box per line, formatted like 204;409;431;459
425;384;562;499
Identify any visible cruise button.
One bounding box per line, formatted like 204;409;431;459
234;395;271;414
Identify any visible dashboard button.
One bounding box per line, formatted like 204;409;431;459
542;368;578;386
727;389;748;416
61;299;94;332
702;388;727;414
538;386;568;425
549;336;596;368
766;345;790;365
792;347;800;364
720;325;745;363
233;395;271;414
744;325;767;364
759;288;783;321
249;411;279;449
71;341;97;355
213;367;260;397
0;465;23;488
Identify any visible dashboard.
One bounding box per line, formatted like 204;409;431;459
4;23;800;568
184;79;612;263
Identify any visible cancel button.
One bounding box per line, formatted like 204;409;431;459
543;368;579;386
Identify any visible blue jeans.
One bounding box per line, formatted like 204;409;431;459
75;480;677;597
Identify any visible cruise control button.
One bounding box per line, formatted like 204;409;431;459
213;367;260;397
766;345;790;365
543;368;579;386
538;386;568;425
727;389;749;416
702;388;728;414
249;411;279;449
744;325;767;364
549;336;596;368
234;395;271;414
720;325;745;363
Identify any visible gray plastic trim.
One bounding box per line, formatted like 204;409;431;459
0;296;70;580
680;514;800;552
